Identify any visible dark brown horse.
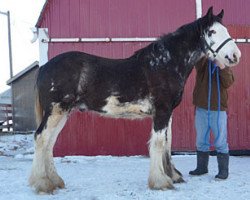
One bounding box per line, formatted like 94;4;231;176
29;7;241;193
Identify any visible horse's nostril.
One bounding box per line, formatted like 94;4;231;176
233;53;238;63
225;55;237;64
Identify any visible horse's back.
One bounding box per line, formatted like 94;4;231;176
36;51;148;112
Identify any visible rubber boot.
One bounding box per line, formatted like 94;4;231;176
215;153;229;179
189;151;209;175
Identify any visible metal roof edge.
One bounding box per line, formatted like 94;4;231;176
7;61;39;85
35;0;49;28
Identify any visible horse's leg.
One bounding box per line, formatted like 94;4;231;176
148;110;174;190
29;103;68;193
164;116;184;183
45;110;68;189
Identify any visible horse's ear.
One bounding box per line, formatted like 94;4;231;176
217;9;224;19
205;6;213;22
206;6;213;17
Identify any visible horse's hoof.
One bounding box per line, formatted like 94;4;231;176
148;174;174;190
31;177;56;194
51;175;65;189
173;176;185;183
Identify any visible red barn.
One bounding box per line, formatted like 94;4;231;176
35;0;250;156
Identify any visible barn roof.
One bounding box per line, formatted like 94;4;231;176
36;0;49;28
7;61;39;85
0;88;11;104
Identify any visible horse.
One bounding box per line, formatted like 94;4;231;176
29;7;241;193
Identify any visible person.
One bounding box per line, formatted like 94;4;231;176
189;57;234;179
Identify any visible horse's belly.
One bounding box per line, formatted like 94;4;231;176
101;96;153;119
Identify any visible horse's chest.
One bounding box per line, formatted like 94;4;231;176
101;96;153;119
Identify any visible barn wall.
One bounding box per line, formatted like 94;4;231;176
12;67;38;132
202;0;250;26
38;0;250;156
40;0;195;38
228;44;250;150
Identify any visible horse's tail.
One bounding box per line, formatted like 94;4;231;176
35;90;43;127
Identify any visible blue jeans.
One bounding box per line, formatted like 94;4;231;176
195;107;229;153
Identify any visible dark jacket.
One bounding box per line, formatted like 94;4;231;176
193;57;234;111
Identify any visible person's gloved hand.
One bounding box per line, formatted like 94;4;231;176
214;59;226;69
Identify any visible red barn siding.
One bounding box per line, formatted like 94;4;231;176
228;25;250;39
39;0;196;38
37;0;250;156
48;42;153;60
228;44;250;150
203;0;250;26
54;112;152;156
172;71;196;151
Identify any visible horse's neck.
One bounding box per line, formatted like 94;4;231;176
137;30;204;81
169;32;204;80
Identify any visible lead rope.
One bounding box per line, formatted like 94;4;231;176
215;63;221;145
204;59;220;147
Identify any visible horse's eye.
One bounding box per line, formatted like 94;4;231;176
208;30;216;37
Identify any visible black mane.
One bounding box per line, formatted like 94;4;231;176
134;11;222;62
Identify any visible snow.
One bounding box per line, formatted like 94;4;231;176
0;134;249;200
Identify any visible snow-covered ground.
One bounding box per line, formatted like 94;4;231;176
0;134;249;200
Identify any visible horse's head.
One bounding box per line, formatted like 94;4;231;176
201;7;241;68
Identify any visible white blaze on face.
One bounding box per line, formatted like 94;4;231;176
205;22;241;67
